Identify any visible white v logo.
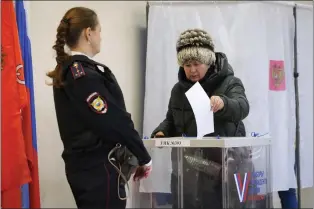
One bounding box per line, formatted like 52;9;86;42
234;173;250;202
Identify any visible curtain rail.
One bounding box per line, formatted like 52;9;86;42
147;1;313;10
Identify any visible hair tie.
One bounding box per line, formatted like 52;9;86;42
61;18;70;25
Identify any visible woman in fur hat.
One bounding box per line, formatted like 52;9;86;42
151;29;251;208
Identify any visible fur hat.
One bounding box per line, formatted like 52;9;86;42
176;29;216;67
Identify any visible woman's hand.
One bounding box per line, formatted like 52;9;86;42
154;131;165;138
210;96;224;113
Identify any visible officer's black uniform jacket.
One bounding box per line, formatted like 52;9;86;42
53;55;151;170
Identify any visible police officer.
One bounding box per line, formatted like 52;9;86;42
47;7;152;209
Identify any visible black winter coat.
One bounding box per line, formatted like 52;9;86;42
152;52;250;161
152;53;251;208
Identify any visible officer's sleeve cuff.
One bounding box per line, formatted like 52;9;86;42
145;160;152;167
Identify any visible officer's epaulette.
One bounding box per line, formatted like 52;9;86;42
70;62;86;80
93;60;111;73
64;55;112;79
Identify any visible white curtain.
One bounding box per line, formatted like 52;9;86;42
265;5;297;190
137;3;312;206
297;6;313;188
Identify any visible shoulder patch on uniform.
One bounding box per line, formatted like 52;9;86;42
86;92;108;114
70;62;85;79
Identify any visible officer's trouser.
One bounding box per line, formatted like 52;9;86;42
66;158;126;209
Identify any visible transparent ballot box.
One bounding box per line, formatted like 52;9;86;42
137;137;272;209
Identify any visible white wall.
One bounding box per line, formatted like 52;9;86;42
26;1;313;208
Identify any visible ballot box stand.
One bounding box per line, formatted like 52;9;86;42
136;137;272;209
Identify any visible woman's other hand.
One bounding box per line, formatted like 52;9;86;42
154;131;165;138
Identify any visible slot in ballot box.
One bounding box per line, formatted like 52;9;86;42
136;137;272;209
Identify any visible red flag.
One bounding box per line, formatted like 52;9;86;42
1;1;31;207
15;0;42;207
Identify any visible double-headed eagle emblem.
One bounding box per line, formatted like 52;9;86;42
271;63;285;87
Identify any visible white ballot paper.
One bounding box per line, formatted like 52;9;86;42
185;82;214;139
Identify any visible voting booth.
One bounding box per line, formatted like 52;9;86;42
137;137;272;208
